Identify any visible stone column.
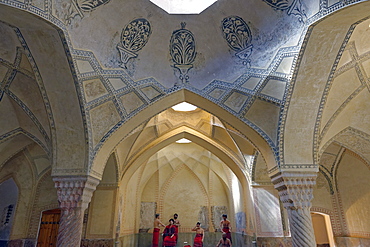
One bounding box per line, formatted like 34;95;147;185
271;171;317;247
53;176;99;247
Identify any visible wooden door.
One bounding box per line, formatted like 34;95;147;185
37;209;61;247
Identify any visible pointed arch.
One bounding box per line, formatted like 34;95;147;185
92;89;276;178
121;126;246;183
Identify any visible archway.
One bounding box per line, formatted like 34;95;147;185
117;141;247;246
86;101;262;245
0;178;18;246
311;212;335;247
91;89;277;179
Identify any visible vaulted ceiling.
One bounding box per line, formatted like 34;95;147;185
1;0;370;181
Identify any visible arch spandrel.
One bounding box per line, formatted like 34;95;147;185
282;1;370;167
91;89;277;179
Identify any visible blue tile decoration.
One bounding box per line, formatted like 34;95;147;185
221;16;253;66
262;0;306;22
117;18;152;69
170;22;196;84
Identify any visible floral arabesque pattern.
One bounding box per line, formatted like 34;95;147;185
170;22;196;84
222;16;252;52
170;23;196;65
117;18;152;68
121;18;152;53
221;16;253;65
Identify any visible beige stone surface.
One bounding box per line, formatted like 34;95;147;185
260;79;286;101
245;99;280;143
0;95;19;136
349;19;370;56
320;90;370;153
337;152;370;235
90;101;121;146
284;2;370;164
83;78;109;102
87;189;116;237
320;68;361;129
120;92;145;114
311;173;333;210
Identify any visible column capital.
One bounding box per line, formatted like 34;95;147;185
53;175;100;212
271;171;317;210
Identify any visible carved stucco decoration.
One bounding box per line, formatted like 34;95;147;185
170;22;196;84
262;0;306;22
221;16;253;66
117;18;152;69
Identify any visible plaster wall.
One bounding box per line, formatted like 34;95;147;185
120;170;141;235
160;165;208;231
312;173;333;210
320;89;370;153
86;187;117;239
337;152;370;237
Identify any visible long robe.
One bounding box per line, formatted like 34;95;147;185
152;228;160;247
193;233;203;247
163;225;177;247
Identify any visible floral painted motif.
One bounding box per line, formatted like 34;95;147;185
77;0;110;12
262;0;306;22
221;16;253;65
117;18;152;68
262;0;290;10
170;22;196;83
170;22;196;65
121;19;152;53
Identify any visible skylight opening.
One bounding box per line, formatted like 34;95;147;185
171;102;197;111
176;138;192;143
149;0;217;14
